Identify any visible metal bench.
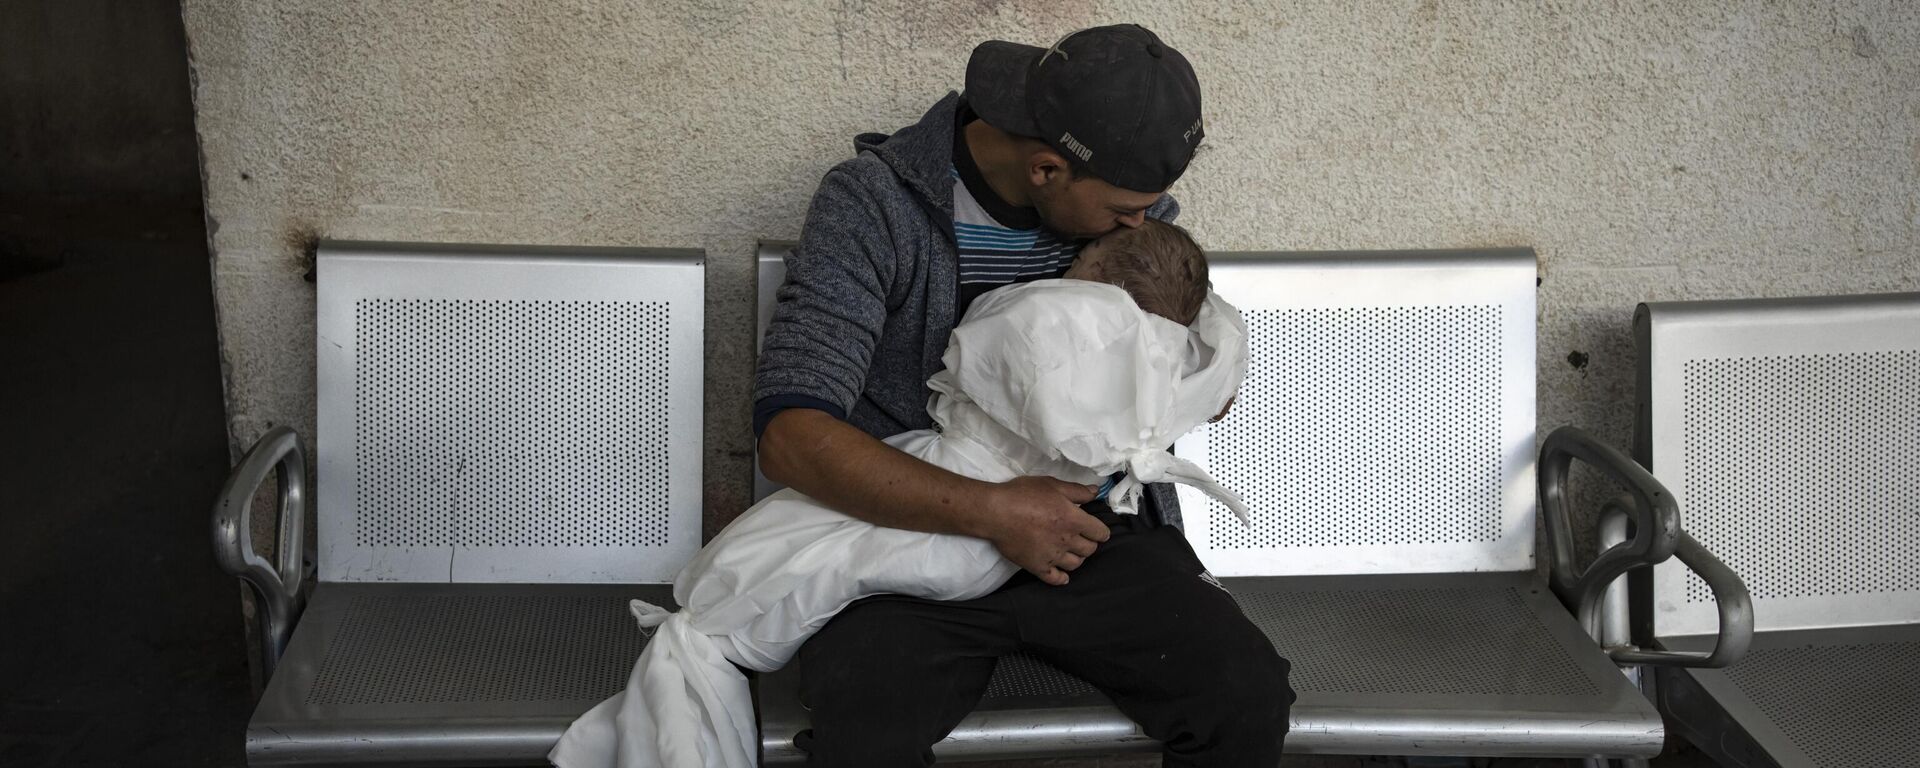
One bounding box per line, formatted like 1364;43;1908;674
1631;292;1920;768
753;244;1672;761
212;241;705;766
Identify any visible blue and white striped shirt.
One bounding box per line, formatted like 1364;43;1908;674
951;166;1083;313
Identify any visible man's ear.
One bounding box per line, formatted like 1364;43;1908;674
1026;148;1072;188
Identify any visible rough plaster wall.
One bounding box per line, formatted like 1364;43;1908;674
182;1;1920;547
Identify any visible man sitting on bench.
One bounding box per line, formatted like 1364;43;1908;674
754;25;1294;766
553;219;1262;767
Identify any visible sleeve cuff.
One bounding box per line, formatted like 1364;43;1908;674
753;394;848;438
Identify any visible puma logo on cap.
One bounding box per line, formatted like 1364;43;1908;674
1058;131;1094;163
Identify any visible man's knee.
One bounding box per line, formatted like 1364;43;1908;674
1218;648;1294;733
1181;623;1294;741
795;598;1004;766
800;599;903;669
798;599;941;706
1143;640;1291;767
1165;645;1292;767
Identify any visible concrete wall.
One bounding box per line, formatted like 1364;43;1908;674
182;1;1920;542
2;0;201;204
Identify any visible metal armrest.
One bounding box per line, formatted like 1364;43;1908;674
1539;426;1681;639
1541;426;1752;669
211;426;309;680
1609;530;1752;668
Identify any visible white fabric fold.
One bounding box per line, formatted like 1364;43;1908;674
551;280;1251;768
1105;450;1250;526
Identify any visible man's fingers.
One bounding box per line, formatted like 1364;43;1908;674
1055;478;1099;504
1076;516;1112;543
990;475;1117;587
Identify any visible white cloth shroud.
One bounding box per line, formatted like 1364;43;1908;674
549;279;1251;768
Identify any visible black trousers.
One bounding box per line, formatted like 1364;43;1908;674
794;506;1295;766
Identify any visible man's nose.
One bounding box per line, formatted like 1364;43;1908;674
1117;210;1146;229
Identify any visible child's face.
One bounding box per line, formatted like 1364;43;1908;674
1063;230;1124;284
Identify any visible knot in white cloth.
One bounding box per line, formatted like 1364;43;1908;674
630;599;673;636
1105;449;1251;526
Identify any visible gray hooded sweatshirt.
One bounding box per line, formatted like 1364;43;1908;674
753;92;1185;526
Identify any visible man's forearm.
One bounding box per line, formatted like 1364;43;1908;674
758;408;998;538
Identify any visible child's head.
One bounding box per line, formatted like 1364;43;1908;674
1063;218;1209;325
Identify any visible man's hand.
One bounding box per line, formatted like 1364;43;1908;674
761;410;1109;586
762;410;1105;577
980;476;1110;586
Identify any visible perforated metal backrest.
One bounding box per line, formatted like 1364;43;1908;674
1172;249;1539;577
751;245;1537;575
1638;293;1920;637
315;242;704;583
753;242;793;503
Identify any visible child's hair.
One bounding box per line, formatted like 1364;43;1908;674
1101;218;1210;325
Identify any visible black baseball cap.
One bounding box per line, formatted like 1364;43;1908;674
965;24;1204;193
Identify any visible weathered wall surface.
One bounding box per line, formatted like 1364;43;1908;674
182;1;1920;540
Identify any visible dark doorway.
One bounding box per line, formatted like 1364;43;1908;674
2;2;252;765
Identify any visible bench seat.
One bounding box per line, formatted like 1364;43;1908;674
219;242;710;767
1632;293;1920;768
245;583;673;766
745;244;1671;761
758;572;1663;762
1657;626;1920;768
